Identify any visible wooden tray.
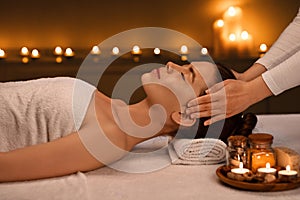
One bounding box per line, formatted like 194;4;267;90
216;165;300;192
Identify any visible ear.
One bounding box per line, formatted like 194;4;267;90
171;111;196;127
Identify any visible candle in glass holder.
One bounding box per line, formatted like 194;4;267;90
278;165;298;182
247;133;276;172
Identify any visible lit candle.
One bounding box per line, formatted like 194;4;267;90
112;47;120;55
0;49;6;59
212;19;224;58
31;49;40;59
257;162;277;175
55;56;63;64
91;46;101;55
64;48;75;58
20;47;30;56
132;45;141;55
201;47;208;55
222;6;243;57
231;162;250;174
278;165;298;182
259;43;268;57
54;46;63;56
180;45;188;54
238;30;254;58
154;48;160;55
22;57;29;64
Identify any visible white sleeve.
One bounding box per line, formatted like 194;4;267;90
256;8;300;70
262;50;300;95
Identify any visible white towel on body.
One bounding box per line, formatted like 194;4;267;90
168;138;227;165
0;77;96;152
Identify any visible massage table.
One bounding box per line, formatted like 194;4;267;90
1;114;299;200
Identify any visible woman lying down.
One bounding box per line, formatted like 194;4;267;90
0;61;257;182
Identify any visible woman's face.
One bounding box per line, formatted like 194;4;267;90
141;61;213;114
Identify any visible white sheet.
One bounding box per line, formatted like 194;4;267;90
1;114;300;200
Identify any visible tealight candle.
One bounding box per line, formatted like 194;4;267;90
132;45;141;55
278;165;298;182
257;162;277;175
231;162;250;174
31;49;40;59
112;47;120;55
180;45;188;54
0;49;6;59
64;48;75;58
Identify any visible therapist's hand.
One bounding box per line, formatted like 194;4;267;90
186;76;272;126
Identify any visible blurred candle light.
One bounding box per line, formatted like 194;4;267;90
223;6;243;57
229;33;237;41
259;43;268;57
20;47;30;56
22;57;29;64
259;43;268;52
64;47;75;58
132;45;141;55
31;49;40;59
238;30;253;58
112;47;120;55
0;49;6;59
91;46;101;55
180;45;188;54
241;31;249;40
213;19;225;58
56;56;63;63
216;19;224;28
154;48;160;55
54;46;63;56
201;47;208;55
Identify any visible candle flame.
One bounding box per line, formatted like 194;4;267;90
54;46;63;55
227;6;237;17
286;165;291;172
241;31;249;40
180;45;188;54
0;49;5;58
229;33;236;41
259;43;268;52
266;162;270;169
154;48;160;55
132;45;141;54
216;19;224;28
112;47;120;55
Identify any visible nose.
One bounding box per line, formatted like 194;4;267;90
166;62;188;75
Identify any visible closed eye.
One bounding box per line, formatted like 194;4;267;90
189;67;195;82
181;73;185;80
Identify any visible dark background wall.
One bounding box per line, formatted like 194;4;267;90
0;0;299;114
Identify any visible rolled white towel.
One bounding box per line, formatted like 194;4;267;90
168;138;227;165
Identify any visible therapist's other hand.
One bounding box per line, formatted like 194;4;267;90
186;79;253;126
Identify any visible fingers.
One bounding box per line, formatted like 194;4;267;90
187;94;213;107
203;114;227;126
206;81;225;94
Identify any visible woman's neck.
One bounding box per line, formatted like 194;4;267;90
111;98;176;147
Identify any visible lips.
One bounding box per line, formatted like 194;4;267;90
152;68;161;79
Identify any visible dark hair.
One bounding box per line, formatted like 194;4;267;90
193;63;257;143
